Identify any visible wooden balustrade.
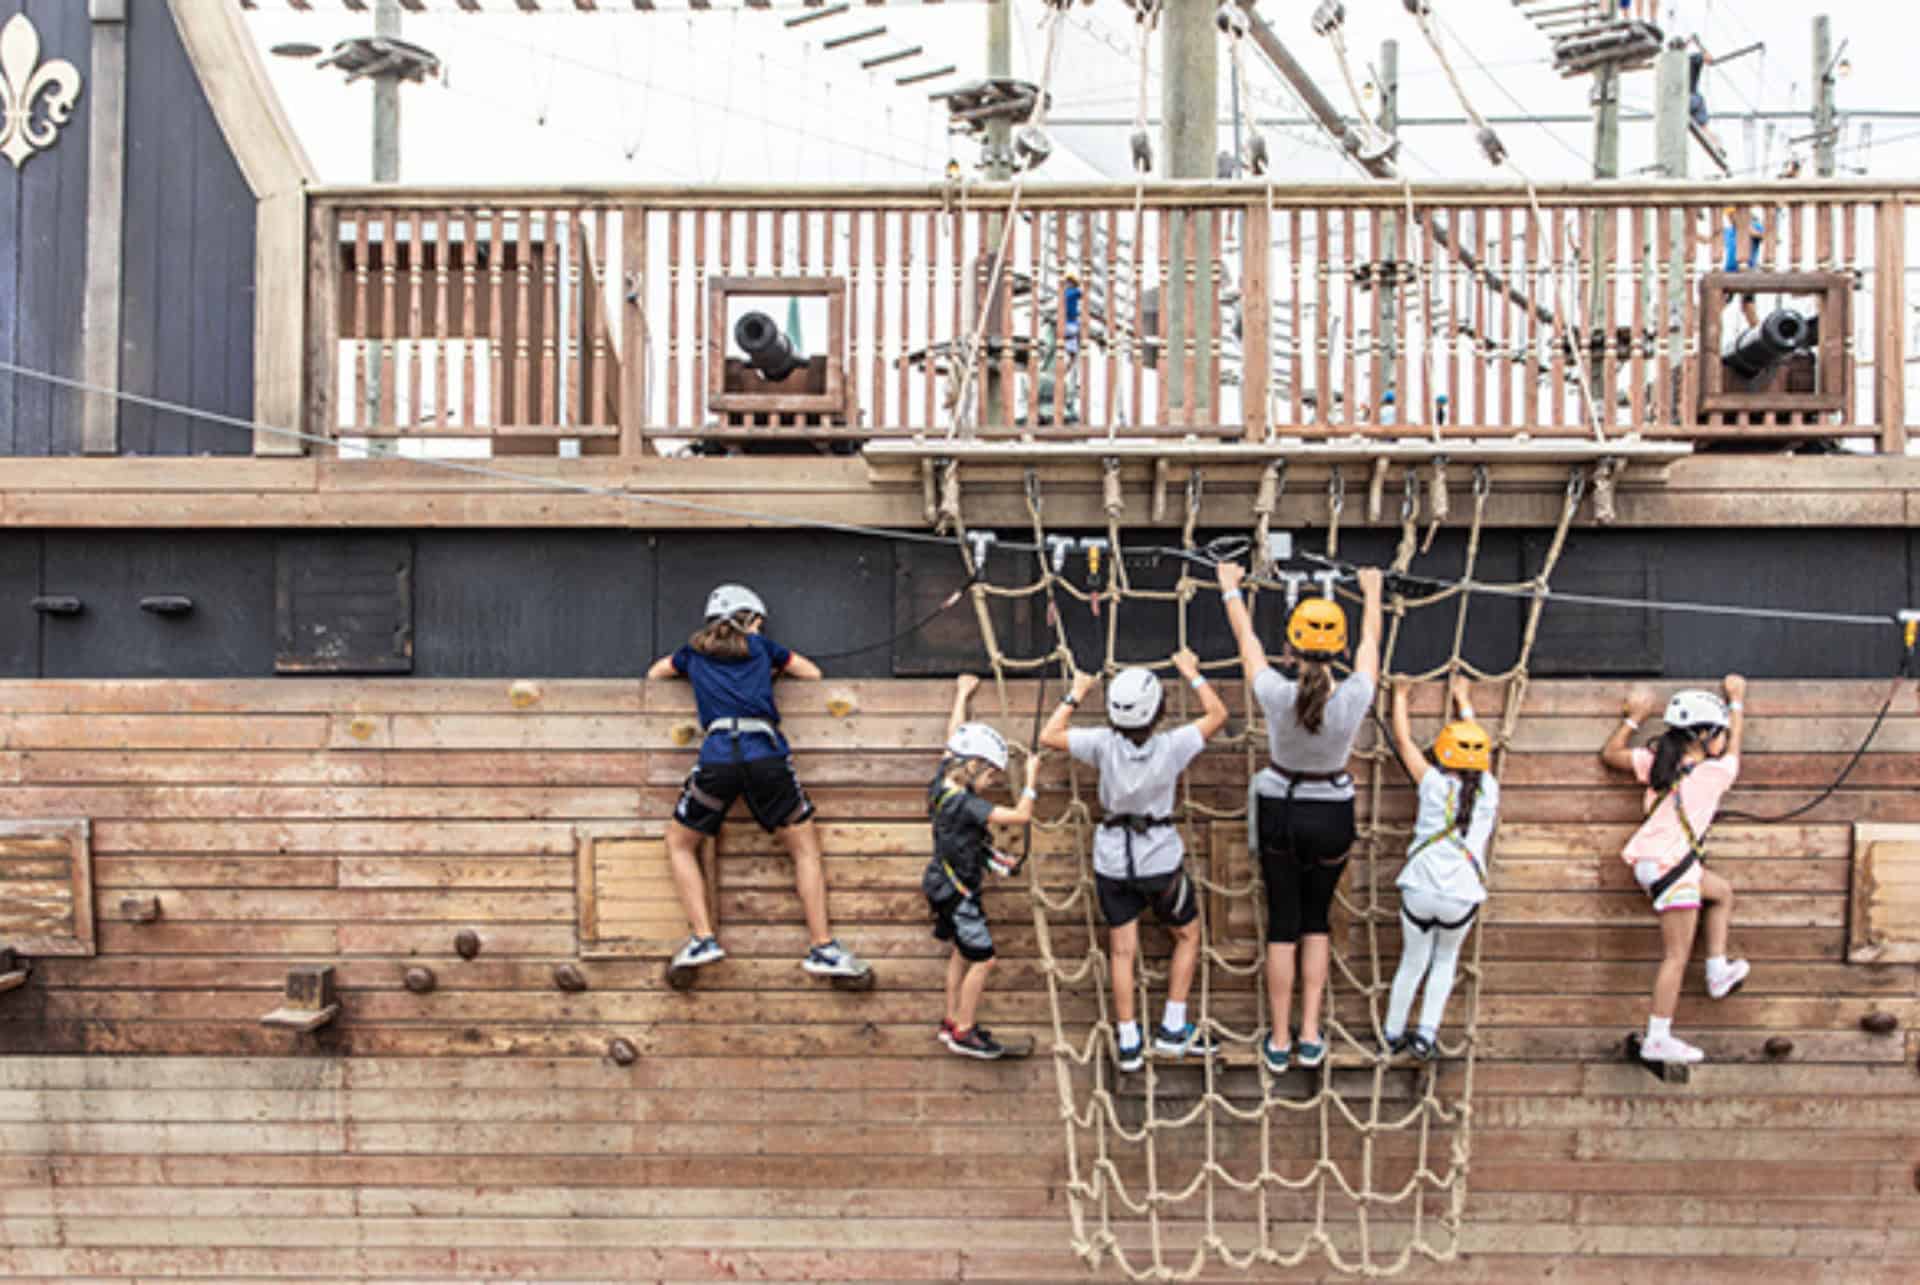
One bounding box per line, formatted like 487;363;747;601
303;182;1913;455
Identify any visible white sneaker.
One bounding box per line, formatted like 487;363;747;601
1706;958;1750;999
802;939;869;978
1639;1033;1706;1065
671;935;724;969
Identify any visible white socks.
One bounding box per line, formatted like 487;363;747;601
1706;956;1728;976
1161;1001;1187;1031
1117;1020;1141;1046
1647;1015;1672;1041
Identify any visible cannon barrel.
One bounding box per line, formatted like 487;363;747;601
734;311;804;382
1724;307;1812;382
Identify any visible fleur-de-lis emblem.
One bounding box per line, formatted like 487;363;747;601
0;14;82;171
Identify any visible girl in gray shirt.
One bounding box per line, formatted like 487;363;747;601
1219;562;1384;1075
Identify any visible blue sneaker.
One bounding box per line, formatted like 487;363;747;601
1294;1037;1326;1070
671;935;724;969
1115;1032;1145;1073
1153;1022;1219;1059
1261;1035;1291;1074
802;939;869;978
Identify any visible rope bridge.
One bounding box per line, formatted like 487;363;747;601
940;458;1588;1279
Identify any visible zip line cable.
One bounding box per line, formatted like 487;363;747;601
0;359;1910;636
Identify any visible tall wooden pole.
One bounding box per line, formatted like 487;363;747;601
1162;0;1217;422
1812;15;1836;178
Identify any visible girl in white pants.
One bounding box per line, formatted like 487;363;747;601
1383;675;1500;1061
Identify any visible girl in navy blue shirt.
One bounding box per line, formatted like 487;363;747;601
647;583;866;980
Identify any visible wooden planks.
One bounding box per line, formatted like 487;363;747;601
0;819;93;956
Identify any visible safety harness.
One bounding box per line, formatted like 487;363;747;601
1097;812;1177;881
1248;765;1356;870
931;782;985;899
1644;766;1710;906
1404;782;1487;887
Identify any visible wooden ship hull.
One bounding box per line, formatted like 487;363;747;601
0;2;1916;1280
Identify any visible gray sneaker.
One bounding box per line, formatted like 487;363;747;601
671;935;724;969
802;938;868;978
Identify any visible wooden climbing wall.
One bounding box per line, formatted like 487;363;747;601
0;677;1916;1280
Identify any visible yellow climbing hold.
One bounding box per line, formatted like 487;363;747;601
669;720;699;748
825;688;858;720
508;680;542;709
347;716;378;742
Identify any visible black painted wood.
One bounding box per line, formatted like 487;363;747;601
414;532;652;678
275;535;414;674
116;0;253;457
0;0;90;457
0;534;40;677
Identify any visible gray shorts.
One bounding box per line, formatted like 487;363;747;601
929;891;994;962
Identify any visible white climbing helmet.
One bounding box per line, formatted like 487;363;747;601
704;583;767;623
1663;689;1730;733
946;722;1010;773
1106;667;1163;730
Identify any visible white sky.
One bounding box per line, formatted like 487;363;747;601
246;0;1918;187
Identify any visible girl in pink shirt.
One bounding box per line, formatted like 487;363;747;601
1598;675;1749;1065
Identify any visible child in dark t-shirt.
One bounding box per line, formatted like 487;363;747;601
646;583;866;982
924;674;1040;1060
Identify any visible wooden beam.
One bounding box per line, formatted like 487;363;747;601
1877;198;1908;454
167;0;319;458
81;0;129;456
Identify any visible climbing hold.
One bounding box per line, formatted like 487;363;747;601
553;963;589;993
825;688;859;720
0;948;28;994
454;929;482;961
260;965;341;1033
347;716;378;742
403;966;437;994
1762;1036;1794;1060
508;680;542;709
119;895;161;924
1860;1011;1899;1036
607;1037;638;1066
670;720;699;748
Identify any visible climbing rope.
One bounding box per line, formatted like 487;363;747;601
953;461;1590;1279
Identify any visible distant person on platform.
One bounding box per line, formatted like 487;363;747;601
1619;1;1660;26
1697;204;1768;330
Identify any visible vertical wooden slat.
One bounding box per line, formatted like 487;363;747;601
1073;209;1090;430
1393;206;1410;426
590;209;610;425
1316;209;1332;428
847;210;863;431
799;208;812;276
1444;207;1459;429
305;202;341;446
431;212;450;426
1341;209;1356;428
691;210;706;430
1052;212;1068;429
1099;209;1117;432
1653;204;1673;430
1876;198;1907;453
1288;208;1303;428
950;205;965;433
900;210;913;429
1130;208;1145;430
1680;204;1700;433
458;212;477;427
1493;208;1509;428
1242;200;1270;442
351;210;370;431
1842;201;1859;428
1000;208;1018;429
1183;211;1200;426
405;211;424;429
873;211;888;428
1156;210;1171;427
1600;206;1618;433
620;205;646;453
1367;208;1383;431
772;207;785;274
1523;210;1541;430
1540;209;1556;431
1416;207;1433;427
543;209;565;428
1208;209;1224;422
1629;205;1646;429
379;209;398;429
663;209;679;430
926;210;939;432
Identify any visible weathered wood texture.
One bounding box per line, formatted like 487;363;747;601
0;678;1915;1280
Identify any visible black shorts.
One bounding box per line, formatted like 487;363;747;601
1096;869;1199;930
1256;794;1357;944
672;754;814;836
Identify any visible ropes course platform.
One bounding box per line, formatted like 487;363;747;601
865;438;1691;469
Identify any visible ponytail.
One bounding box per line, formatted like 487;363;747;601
1453;771;1482;835
688;615;754;661
1294;660;1333;734
1647;726;1696;794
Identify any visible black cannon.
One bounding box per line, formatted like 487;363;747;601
1724;307;1813;383
734;311;805;383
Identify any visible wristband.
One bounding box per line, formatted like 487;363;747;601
1189;676;1209;691
1220;588;1243;604
1621;717;1640;731
1458;705;1476;722
1728;701;1743;712
1060;694;1079;708
1020;787;1038;801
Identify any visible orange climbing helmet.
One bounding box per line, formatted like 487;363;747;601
1287;597;1347;657
1434;720;1493;773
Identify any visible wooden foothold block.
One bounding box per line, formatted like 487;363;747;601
0;948;28;994
607;1037;638;1066
119;895;161;924
402;966;437;994
508;680;542;709
260;964;341;1032
454;929;481;960
825;688;858;719
553;963;588;993
669;720;699;748
1763;1036;1795;1060
1861;1011;1899;1036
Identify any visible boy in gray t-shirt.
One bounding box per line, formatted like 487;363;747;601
1041;650;1228;1072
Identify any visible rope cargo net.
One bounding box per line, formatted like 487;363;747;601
941;458;1588;1279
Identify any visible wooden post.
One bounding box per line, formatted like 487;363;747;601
622;205;648;455
80;0;128;456
1876;198;1907;454
1241;199;1270;441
